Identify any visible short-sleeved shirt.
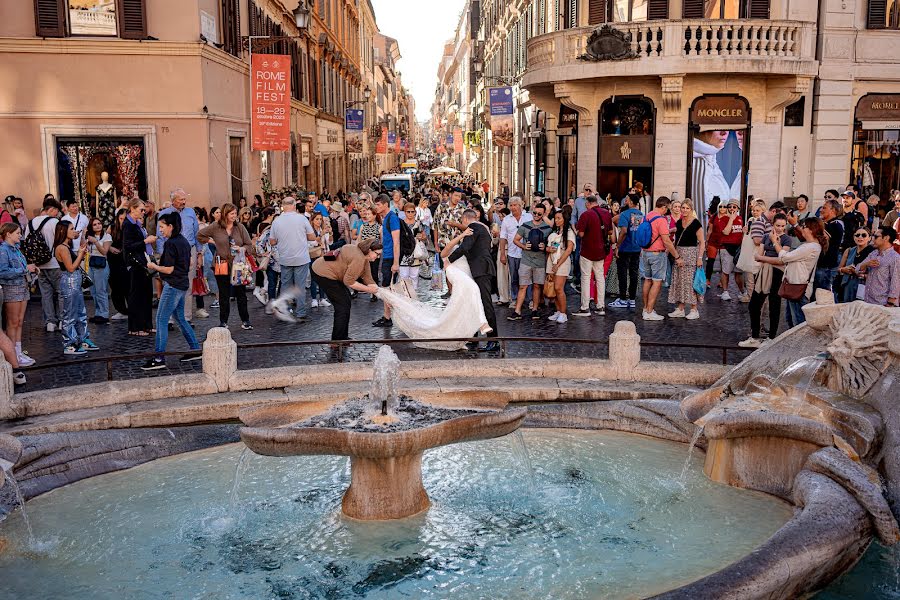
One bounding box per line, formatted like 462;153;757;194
270;211;314;267
576;206;613;261
160;234;192;291
712;214;744;247
644;210;670;252
381;210;401;259
617;208;644;253
674;219;702;247
89;232;112;258
500;212;532;259
434;202;465;247
517;220;553;268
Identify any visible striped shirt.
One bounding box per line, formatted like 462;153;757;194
859;247;900;305
750;214;772;243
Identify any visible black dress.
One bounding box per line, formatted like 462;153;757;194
96;185;116;230
122;217;153;333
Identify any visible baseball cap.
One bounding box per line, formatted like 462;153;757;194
841;190;856;199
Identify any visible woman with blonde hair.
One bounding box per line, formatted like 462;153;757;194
667;203;705;319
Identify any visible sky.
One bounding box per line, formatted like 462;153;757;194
370;0;468;123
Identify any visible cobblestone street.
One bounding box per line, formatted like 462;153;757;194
16;276;765;391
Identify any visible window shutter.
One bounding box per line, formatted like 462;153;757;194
748;0;770;19
867;0;887;29
117;0;147;40
588;0;605;24
648;0;669;20
682;0;704;18
34;0;66;37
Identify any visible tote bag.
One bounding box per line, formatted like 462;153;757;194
736;233;760;275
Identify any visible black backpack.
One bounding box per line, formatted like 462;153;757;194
395;212;416;257
525;222;547;251
23;217;54;266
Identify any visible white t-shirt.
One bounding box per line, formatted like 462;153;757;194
89;232;112;258
62;212;89;251
27;215;60;268
500;212;532;259
270;211;314;267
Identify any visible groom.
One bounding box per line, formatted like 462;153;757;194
446;209;499;352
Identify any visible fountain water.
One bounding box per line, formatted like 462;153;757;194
771;354;830;399
679;426;705;486
227;448;253;516
239;345;527;520
510;430;536;493
1;469;33;546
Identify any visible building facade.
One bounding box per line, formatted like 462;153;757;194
471;0;900;214
0;0;399;214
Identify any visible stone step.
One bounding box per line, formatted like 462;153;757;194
0;378;697;436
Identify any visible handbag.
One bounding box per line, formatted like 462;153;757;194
191;264;210;296
736;233;761;275
692;267;707;296
413;240;428;261
543;278;557;298
88;255;107;269
81;270;94;290
213;256;229;276
309;244;324;259
429;259;445;291
778;268;815;301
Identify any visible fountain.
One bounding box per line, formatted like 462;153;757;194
239;346;527;520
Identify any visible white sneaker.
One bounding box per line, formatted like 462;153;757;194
13;372;26;385
548;311;561;321
719;291;731;301
738;337;762;348
311;299;319;308
686;310;700;320
319;298;331;307
555;313;568;323
17;353;35;367
253;287;267;305
668;309;686;318
46;322;56;332
111;312;127;321
195;308;210;319
643;311;664;321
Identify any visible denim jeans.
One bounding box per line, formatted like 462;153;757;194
310;276;324;300
814;267;837;293
279;263;310;317
89;263;110;318
38;267;63;325
266;265;280;301
60;269;90;348
155;282;199;356
785;296;809;329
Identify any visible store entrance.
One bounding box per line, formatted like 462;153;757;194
598;166;653;203
597;96;655;201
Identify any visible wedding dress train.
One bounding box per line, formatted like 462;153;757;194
376;256;491;350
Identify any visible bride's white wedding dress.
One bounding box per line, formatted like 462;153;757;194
376;256;491;350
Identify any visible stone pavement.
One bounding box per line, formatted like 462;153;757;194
15;275;770;392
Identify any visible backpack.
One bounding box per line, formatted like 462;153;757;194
395;213;416;258
23;217;54;265
525;222;547;251
845;202;866;234
635;214;664;249
590;206;610;254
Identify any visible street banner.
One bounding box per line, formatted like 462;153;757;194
344;108;364;154
251;54;291;151
453;127;464;154
394;134;401;154
376;128;388;154
489;87;514;148
445;133;454;153
387;131;397;153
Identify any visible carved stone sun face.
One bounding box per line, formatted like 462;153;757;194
826;303;894;399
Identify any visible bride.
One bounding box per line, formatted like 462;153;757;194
377;254;491;350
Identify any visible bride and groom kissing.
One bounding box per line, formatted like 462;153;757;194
377;208;499;352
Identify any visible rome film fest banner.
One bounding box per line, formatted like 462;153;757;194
387;132;397;153
689;95;750;228
345;108;364;154
251;54;291;151
453;127;464;154
376;128;388;154
489;87;514;147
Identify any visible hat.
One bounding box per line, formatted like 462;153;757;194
3;195;15;204
333;202;343;211
841;190;856;198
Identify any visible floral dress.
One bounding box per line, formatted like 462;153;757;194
96;185;116;230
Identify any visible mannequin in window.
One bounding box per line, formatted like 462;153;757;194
95;171;117;230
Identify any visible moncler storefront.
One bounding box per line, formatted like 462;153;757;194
852;94;900;202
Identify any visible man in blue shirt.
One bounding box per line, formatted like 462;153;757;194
156;188;202;320
609;194;643;309
309;192;330;218
372;193;400;328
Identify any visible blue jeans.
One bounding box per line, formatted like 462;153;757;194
155;283;199;356
267;265;280;300
60;269;90;348
89;263;110;318
785;296;809;329
310;277;324;300
279;263;310;317
814;267;837;292
203;245;218;295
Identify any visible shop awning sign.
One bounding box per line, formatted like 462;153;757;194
251;54;291;151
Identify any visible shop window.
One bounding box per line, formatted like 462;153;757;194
868;0;900;29
784;97;805;127
56;139;148;217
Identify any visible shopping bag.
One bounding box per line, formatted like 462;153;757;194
543;279;556;299
430;257;444;291
191;263;210;296
735;233;760;275
230;249;253;287
692;267;707;296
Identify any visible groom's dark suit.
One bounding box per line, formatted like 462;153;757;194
448;221;498;337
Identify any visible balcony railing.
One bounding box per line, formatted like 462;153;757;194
526;20;815;75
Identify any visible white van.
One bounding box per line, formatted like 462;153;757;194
380;173;414;194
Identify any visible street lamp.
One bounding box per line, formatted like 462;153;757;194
293;1;310;30
345;85;371;108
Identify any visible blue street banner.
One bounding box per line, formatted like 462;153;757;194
387;131;397;153
345;108;364;154
489;86;514;147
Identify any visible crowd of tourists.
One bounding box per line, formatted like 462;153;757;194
1;177;898;383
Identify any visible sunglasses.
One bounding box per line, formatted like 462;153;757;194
854;233;869;238
404;210;416;213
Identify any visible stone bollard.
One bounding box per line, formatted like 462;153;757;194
609;320;640;381
203;327;237;392
0;357;15;421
